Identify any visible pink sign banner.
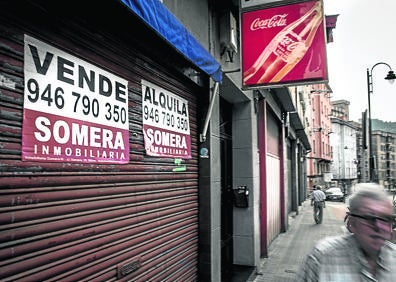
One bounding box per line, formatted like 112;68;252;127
242;0;328;88
142;80;191;159
143;124;191;158
23;109;129;163
23;35;130;164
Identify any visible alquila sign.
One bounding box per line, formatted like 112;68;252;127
142;80;191;159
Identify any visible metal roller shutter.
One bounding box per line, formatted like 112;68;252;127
0;2;200;281
266;109;282;246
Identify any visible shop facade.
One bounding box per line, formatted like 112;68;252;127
0;1;222;281
0;0;310;281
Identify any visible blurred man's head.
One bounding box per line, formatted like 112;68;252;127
347;183;394;258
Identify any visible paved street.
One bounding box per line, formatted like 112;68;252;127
249;200;348;282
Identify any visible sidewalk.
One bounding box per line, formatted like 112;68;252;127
249;200;347;282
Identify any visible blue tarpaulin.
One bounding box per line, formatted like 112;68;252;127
120;0;222;82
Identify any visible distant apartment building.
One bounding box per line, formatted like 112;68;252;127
330;100;395;190
349;120;369;184
330;117;359;193
306;84;333;190
329;100;359;192
372;130;396;189
331;99;350;120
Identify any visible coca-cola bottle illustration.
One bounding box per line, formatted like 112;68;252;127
244;1;323;85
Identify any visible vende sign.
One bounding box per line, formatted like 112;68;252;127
242;0;328;88
22;35;130;164
142;80;191;159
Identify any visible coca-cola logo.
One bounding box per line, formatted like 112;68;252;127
250;14;288;30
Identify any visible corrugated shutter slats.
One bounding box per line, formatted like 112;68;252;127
0;3;200;280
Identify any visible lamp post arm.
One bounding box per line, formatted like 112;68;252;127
370;62;393;73
368;62;393;97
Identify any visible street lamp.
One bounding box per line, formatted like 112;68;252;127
366;62;396;182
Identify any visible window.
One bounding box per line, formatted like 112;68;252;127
313;140;316;154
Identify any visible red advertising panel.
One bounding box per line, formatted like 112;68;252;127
242;0;327;88
142;80;191;159
23;35;130;164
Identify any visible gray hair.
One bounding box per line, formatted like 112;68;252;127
348;183;390;213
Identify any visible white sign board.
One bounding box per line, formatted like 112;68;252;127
141;80;191;159
22;35;130;164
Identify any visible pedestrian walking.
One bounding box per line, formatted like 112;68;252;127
310;185;326;224
296;183;396;282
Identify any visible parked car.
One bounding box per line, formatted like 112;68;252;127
324;187;344;202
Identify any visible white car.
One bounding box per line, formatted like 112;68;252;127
324;187;345;202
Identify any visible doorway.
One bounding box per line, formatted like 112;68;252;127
220;97;233;281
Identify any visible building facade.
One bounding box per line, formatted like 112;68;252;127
306;84;333;190
330;117;359;194
331;99;350;121
372;130;396;190
0;1;324;281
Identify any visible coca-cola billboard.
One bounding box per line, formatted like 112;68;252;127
242;0;328;88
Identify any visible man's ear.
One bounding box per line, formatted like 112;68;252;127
344;213;354;233
347;217;356;233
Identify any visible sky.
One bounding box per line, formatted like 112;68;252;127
323;0;396;122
